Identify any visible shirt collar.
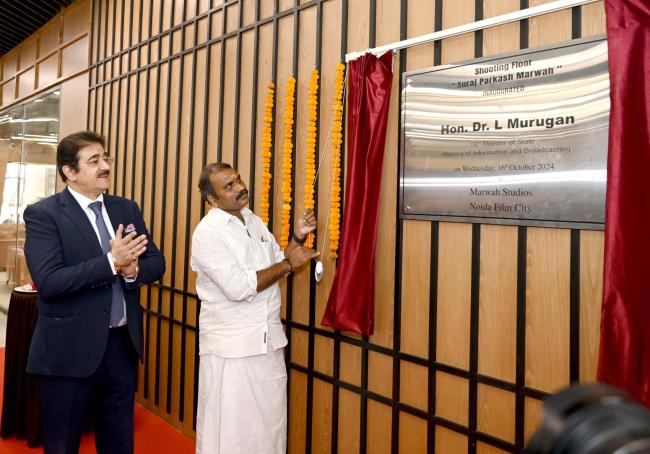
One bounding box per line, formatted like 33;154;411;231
208;206;253;225
67;186;104;210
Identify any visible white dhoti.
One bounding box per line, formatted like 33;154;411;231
195;347;287;454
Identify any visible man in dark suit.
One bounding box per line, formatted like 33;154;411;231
23;131;166;454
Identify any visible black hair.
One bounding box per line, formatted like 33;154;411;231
57;131;106;182
198;162;233;202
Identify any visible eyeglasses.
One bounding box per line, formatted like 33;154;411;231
85;155;114;166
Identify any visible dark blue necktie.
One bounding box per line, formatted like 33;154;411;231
89;201;125;327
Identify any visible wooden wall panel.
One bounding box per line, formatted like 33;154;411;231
529;0;572;46
399;412;427;454
524;397;543;443
437;222;472;369
436;426;468;453
252;22;274;217
237;29;254;190
313;335;333;376
478;384;516;443
483;0;520;57
580;230;604;381
315;0;342;325
59;73;89;140
526;228;570;392
19;39;38;69
373;0;401;352
289;370;308;454
339;342;361;387
62;37;89;76
400;220;431;358
368;351;392;398
221;37;237;165
206;42;222;163
17;69;35;99
479;225;517;382
338;389;360;454
367;400;392;454
436;372;469;427
64;0;90;41
400;361;428;411
441;0;475;64
311;379;332;454
582;1;606;37
291;4;318;326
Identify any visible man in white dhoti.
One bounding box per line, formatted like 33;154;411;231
191;162;318;454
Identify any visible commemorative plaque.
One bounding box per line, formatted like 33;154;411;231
400;37;609;229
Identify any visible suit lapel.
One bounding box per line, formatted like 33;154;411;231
59;187;103;256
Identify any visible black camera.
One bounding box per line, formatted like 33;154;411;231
526;383;650;454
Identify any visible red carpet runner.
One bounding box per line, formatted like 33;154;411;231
0;347;195;453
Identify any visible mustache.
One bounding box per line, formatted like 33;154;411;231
235;188;249;200
98;170;110;177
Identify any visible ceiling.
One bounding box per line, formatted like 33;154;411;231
0;0;76;57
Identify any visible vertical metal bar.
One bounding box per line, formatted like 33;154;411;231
434;0;443;66
248;0;261;210
570;229;580;382
194;0;214;430
119;0;132;197
165;0;187;415
427;222;439;454
141;0;156;401
520;0;529;50
330;6;347;451
232;0;244;168
87;0;97;129
571;5;581;39
178;0;200;423
284;1;300;445
216;8;227;162
305;1;323;452
514;226;528;451
154;0;174;407
468;224;481;454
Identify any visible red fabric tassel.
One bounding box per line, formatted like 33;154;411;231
321;52;394;336
598;0;650;406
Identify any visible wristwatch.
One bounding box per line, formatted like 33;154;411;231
293;233;307;245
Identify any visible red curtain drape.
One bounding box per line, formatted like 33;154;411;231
321;52;393;336
598;0;650;406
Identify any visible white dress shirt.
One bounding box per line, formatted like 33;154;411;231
190;207;288;358
67;186;127;327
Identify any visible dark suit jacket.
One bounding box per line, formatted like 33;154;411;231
23;188;165;378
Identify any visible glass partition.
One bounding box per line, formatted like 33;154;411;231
0;89;59;289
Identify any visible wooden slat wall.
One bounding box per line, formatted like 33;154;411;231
87;0;607;452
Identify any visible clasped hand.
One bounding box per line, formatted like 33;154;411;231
110;224;148;269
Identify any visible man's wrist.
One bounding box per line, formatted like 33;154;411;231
293;233;307;245
107;251;121;273
282;258;294;274
120;265;139;280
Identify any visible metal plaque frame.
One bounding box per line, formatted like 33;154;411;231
400;35;609;230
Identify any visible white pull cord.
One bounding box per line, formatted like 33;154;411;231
308;68;348;282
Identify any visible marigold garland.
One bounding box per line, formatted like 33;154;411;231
280;76;296;249
329;63;345;258
260;82;275;226
303;68;319;248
